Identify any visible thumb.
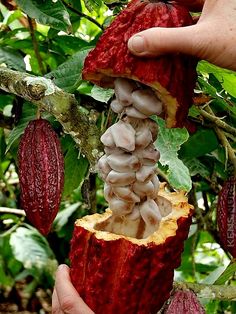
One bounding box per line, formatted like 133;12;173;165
128;25;200;57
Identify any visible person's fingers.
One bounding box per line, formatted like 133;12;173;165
55;264;94;314
52;289;63;314
128;24;202;58
128;0;236;71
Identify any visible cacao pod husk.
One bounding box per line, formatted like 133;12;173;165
70;186;193;314
18;119;64;235
217;176;236;258
70;1;196;312
164;289;205;314
82;0;197;128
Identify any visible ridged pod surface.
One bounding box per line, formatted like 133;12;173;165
164;290;205;314
70;186;193;314
18;119;64;235
72;1;196;311
82;0;197;127
217;177;236;257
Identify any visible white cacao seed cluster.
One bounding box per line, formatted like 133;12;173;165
111;78;163;118
98;78;164;231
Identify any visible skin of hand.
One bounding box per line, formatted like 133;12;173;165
52;264;94;314
128;0;236;71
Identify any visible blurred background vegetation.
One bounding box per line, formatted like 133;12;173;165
0;0;236;313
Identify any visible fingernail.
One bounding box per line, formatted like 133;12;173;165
129;36;145;53
58;264;68;271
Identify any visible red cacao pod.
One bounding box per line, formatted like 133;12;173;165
70;185;193;314
82;0;197;128
217;176;236;258
164;289;205;314
18;119;64;235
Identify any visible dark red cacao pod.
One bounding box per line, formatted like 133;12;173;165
217;176;236;258
164;290;205;314
70;187;193;314
83;0;197;128
18;119;64;235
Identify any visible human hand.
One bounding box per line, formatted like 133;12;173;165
128;0;236;71
52;264;94;314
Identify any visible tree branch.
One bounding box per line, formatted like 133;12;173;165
27;17;45;75
0;207;26;216
215;127;236;175
174;281;236;301
204;105;236;175
199;108;236;136
0;67;103;168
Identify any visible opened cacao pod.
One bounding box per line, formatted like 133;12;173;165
83;0;197;128
70;1;195;312
70;186;193;313
217;176;236;258
18;119;64;235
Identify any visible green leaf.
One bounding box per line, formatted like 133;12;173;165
6;102;37;152
46;49;90;92
15;0;71;32
180;128;219;159
53;35;90;55
0;94;14;111
214;159;228;181
84;0;102;12
198;77;235;113
0;259;14;288
0;237;18;281
7;257;22;277
5;10;23;25
201;266;226;284
167;159;192;192
77;81;93;95
0;47;25;71
184;158;211;178
4;38;33;51
205;300;219;314
154;117;191;192
63;139;89;196
231;302;236;314
197;61;233;77
10;226;55;270
198;61;236;98
67;0;83;9
214;72;236;98
90;85;114;103
198;230;215;243
214;261;236;285
188;105;200;118
53;202;81;231
195;263;218;273
0;160;11;175
176;235;196;279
